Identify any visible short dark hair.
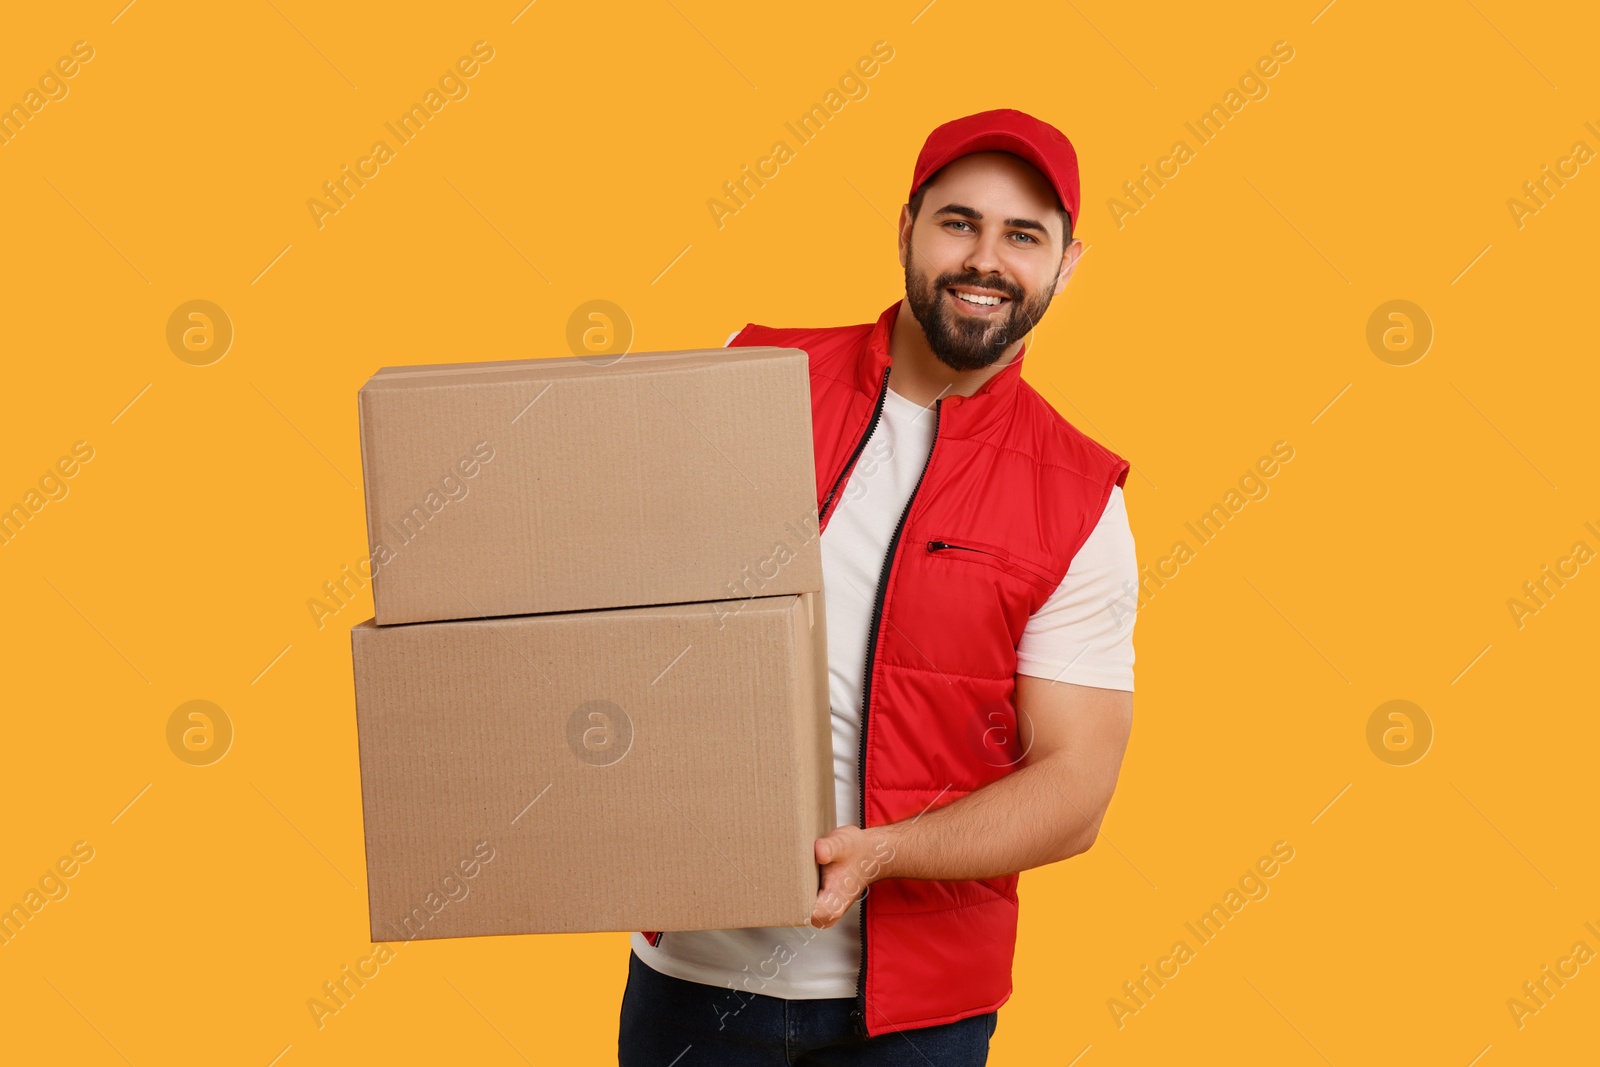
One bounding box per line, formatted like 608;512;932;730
907;161;1073;248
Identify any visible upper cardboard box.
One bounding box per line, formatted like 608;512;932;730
357;347;822;625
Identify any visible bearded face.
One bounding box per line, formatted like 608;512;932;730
903;241;1058;372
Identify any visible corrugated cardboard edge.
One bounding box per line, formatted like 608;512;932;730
792;590;834;916
353;396;384;624
347;619;386;944
361;346;803;386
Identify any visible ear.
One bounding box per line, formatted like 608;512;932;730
897;204;913;268
1053;238;1083;296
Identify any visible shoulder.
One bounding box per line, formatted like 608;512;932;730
1018;481;1138;688
726;318;875;384
1015;379;1130;489
1051;484;1135;591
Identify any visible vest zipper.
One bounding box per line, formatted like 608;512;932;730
820;365;893;529
852;392;944;1037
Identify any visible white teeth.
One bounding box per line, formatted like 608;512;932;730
953;291;1003;306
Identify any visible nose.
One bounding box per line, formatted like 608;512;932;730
962;229;1007;284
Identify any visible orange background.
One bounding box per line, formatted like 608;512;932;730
1;1;1596;1063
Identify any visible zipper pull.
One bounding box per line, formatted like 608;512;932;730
928;540;984;555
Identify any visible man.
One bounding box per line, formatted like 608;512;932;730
619;108;1137;1065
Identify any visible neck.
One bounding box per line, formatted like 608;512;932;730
887;296;1024;407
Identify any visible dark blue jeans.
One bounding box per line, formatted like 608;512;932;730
618;948;996;1065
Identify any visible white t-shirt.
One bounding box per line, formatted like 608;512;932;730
629;332;1138;998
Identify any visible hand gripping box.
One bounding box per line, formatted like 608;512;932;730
350;590;833;940
356;348;822;625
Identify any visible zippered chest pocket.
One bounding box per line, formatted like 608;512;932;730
925;536;1058;593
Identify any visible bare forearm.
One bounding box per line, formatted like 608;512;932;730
874;755;1103;882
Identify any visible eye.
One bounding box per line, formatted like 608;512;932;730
944;220;972;232
1011;232;1038;244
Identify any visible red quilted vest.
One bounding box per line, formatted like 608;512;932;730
642;298;1129;1037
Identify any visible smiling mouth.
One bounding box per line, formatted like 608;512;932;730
947;288;1011;311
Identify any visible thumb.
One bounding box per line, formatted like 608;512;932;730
815;836;834;864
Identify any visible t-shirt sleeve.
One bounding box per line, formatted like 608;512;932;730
724;329;741;347
1015;484;1137;690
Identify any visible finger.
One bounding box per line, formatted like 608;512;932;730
812;885;842;927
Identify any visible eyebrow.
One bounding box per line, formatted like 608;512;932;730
931;203;1050;237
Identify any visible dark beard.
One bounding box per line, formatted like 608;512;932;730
904;256;1055;372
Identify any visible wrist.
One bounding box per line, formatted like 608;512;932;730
866;823;904;883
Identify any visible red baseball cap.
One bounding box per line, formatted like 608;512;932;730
909;108;1081;235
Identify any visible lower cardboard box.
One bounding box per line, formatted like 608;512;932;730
349;590;832;942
